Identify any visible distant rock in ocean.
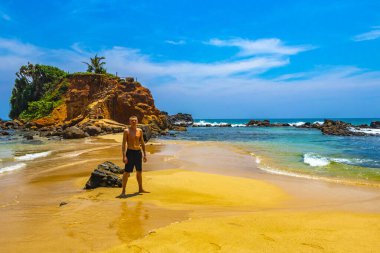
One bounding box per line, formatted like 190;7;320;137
168;113;194;127
370;121;380;129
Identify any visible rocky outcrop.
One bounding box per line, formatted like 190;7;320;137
32;74;168;135
84;161;123;189
320;120;364;136
295;122;322;129
246;119;289;127
63;126;87;139
370;121;380;129
168;113;194;127
97;161;124;174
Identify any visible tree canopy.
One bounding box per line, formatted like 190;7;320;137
82;54;107;74
9;63;67;119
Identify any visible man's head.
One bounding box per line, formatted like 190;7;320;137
129;116;138;127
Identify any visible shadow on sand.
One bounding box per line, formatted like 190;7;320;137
116;192;141;199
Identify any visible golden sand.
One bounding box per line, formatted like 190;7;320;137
0;134;379;252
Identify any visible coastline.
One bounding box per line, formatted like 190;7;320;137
0;134;379;252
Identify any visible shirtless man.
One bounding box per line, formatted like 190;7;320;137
119;116;148;197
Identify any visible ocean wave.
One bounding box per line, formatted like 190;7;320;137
0;163;26;174
303;153;330;166
289;121;306;127
231;124;246;127
14;151;52;161
193;120;239;127
348;127;380;135
289;121;324;127
303;152;376;167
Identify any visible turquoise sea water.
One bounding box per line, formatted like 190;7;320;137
165;118;380;185
1;118;380;186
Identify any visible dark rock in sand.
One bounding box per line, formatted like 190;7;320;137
370;121;380;129
97;161;124;174
0;131;9;136
84;167;122;189
63;126;86;139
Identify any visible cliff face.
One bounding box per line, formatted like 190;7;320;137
33;74;168;132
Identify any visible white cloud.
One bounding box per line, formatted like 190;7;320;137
165;40;186;45
0;37;379;118
0;38;42;56
206;38;313;56
353;27;380;41
102;46;289;80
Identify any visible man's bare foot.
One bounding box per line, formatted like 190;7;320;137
138;189;150;193
117;193;127;198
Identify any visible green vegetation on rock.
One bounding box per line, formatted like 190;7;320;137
9;63;67;119
9;56;111;121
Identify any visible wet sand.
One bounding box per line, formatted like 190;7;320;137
0;134;379;252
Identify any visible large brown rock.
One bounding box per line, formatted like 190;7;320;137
63;126;86;139
32;74;168;134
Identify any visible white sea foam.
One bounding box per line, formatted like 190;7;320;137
249;152;261;164
288;121;324;127
0;163;26;174
258;166;316;179
231;124;246;127
303;153;374;167
303;153;330;166
289;121;306;127
193;120;232;127
348;127;380;135
14;151;52;161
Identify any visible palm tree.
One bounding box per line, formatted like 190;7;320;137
82;54;106;74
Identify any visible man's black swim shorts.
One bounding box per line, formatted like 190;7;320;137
124;149;142;173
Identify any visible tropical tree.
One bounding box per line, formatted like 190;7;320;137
82;54;107;74
9;63;66;119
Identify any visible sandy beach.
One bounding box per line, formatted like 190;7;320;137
0;134;379;252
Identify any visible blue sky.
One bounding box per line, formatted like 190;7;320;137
0;0;379;119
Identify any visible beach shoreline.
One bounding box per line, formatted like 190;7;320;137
0;133;379;252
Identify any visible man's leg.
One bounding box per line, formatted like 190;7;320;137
136;171;149;193
121;172;130;195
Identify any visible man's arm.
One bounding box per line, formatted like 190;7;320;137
139;129;147;161
122;129;128;163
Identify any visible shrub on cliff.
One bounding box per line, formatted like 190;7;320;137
9;63;67;119
19;100;61;120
